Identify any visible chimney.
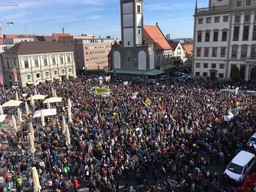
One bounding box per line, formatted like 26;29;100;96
156;22;158;26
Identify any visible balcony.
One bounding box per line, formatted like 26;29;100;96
196;5;230;14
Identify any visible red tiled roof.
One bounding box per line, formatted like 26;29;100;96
4;34;34;39
143;25;172;51
53;33;71;39
183;44;193;55
0;38;3;45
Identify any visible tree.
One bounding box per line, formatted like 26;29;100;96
230;65;240;81
172;56;183;68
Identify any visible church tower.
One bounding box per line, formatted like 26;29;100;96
120;0;143;48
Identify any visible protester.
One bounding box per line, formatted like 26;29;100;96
0;76;255;192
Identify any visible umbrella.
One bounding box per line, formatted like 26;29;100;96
67;98;72;123
28;133;35;154
30;95;35;108
33;109;57;118
11;115;17;134
15;91;19;101
34;87;37;95
47;100;50;109
0;105;3;115
32;167;41;192
17;108;22;122
2;100;23;108
25;101;29;115
29;122;34;141
62;116;67;133
43;97;62;104
65;127;71;146
41;110;45;127
28;94;47;100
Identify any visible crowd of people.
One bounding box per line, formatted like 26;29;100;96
0;76;255;192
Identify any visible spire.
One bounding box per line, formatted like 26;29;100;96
195;0;198;10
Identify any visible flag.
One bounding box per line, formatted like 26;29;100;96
0;70;3;85
12;68;18;82
145;98;151;106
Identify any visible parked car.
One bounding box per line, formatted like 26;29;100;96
224;150;256;182
247;132;256;148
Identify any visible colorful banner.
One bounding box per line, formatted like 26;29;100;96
12;68;18;82
92;86;111;97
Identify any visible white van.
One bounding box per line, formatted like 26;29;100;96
224;150;255;181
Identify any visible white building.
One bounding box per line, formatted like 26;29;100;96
193;0;256;81
1;41;76;87
170;42;187;63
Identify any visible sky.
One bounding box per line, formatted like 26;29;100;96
1;0;209;39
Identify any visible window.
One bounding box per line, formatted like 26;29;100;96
68;68;72;73
232;45;238;58
233;26;240;41
195;72;200;76
13;58;17;67
222;31;228;41
235;15;240;23
243;26;249;41
43;59;47;66
24;60;29;68
204;47;209;57
246;0;252;6
211;63;216;68
251;46;256;57
67;56;71;63
127;41;130;46
34;59;39;67
52;58;56;65
236;1;242;7
203;63;208;68
253;25;256;40
60;57;64;64
212;47;217;57
214;16;220;23
45;72;49;77
27;75;31;80
36;73;40;78
203;72;208;77
196;47;201;57
220;47;226;57
219;73;224;78
220;63;225;69
137;5;141;13
241;46;248;58
205;31;210;42
198;18;203;24
213;31;218;41
196;63;200;68
223;16;229;22
54;71;58;75
197;31;202;42
206;17;211;23
244;15;250;22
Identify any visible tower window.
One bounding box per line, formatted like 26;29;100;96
138;29;140;34
137;5;141;13
128;41;130;46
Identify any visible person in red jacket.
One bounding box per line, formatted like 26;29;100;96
73;177;79;192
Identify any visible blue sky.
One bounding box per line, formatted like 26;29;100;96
1;0;209;39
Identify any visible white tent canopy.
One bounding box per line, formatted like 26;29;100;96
43;97;62;104
2;100;23;108
27;94;47;100
33;109;57;118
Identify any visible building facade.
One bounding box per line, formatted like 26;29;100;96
1;41;76;87
73;35;115;74
193;0;256;80
111;0;173;77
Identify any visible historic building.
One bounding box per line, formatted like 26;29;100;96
111;0;173;77
193;0;256;80
1;41;76;87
